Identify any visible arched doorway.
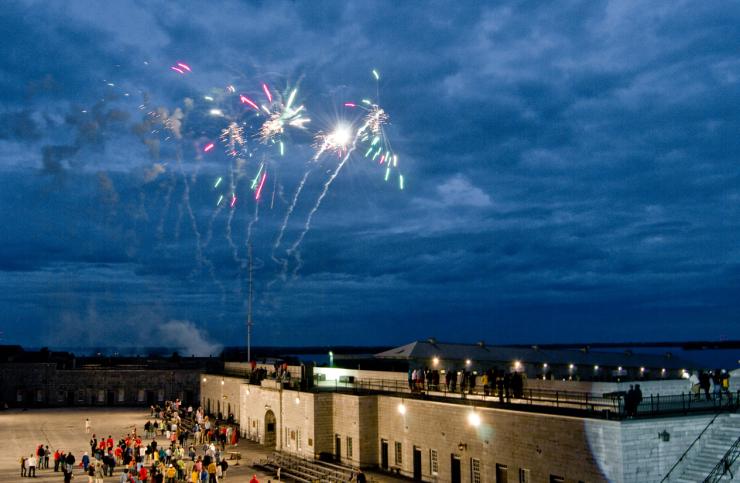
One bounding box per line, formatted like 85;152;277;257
264;410;276;448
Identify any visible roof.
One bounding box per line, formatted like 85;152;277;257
375;340;697;370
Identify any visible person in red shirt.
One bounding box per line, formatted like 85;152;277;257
139;466;148;481
106;436;113;449
114;446;123;464
249;475;259;483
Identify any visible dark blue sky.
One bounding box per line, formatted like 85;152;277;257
1;1;739;353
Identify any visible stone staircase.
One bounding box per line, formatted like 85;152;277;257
675;413;740;482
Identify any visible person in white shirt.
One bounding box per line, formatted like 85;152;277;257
28;454;37;477
85;418;91;434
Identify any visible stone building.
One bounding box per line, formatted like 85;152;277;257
199;343;740;483
0;346;210;407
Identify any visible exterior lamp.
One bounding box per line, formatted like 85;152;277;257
467;410;481;427
569;364;575;370
465;359;472;367
432;357;439;367
514;361;522;370
594;365;599;371
398;402;407;415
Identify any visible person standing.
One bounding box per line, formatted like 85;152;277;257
85;418;91;434
20;456;27;477
43;445;50;468
28;453;37;477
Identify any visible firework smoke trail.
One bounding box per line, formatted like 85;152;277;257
174;147;206;274
286;108;382;274
271;168;312;276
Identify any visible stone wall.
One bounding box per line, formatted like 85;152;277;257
0;363;200;407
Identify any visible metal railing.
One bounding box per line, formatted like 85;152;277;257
316;376;739;420
704;434;740;483
660;411;724;482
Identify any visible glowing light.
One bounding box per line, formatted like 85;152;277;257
204;96;214;101
240;95;259;110
209;108;224;117
432;357;439;366
640;367;645;373
399;175;405;190
514;361;522;370
226;85;236;93
661;368;666;374
467;411;481;427
286;88;297;109
203;143;214;153
543;363;548;369
294;396;300;405
171;66;184;74
618;366;623;372
177;62;192;72
397;402;406;415
255;172;267;200
216;195;224;206
372;69;380;80
344;102;356;108
230;194;237;208
465;359;471;366
569;364;575;370
262;83;273;103
594;365;599;370
214;177;223;188
280;141;285;156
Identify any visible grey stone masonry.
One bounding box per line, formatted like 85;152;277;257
673;413;740;483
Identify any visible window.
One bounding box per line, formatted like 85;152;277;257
297;429;302;451
138;390;145;403
395;441;403;465
430;449;439;475
117;388;125;402
347;436;353;458
16;390;23;402
471;458;482;483
519;468;530;483
57;391;65;403
97;390;105;403
496;464;508;483
157;389;164;402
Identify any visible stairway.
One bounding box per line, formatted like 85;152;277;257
675;413;740;482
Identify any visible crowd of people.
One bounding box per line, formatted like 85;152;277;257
408;367;527;400
18;400;238;482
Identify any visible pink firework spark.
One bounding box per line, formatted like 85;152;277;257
203;143;214;153
171;66;185;74
240;95;259;111
262;83;272;103
344;102;356;108
177;62;191;72
255;172;267;200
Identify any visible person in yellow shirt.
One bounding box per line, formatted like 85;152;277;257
166;464;177;483
208;461;218;483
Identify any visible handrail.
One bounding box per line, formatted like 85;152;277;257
703;433;740;483
660;410;725;482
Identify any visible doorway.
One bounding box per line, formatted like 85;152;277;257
335;434;341;461
381;440;389;469
146;390;155;406
413;446;422;481
264;410;276;448
107;390;115;406
451;455;461;483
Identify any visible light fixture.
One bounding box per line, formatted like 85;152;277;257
543;363;548;369
397;402;407;415
640;367;645;373
295;396;300;405
514;361;522;370
594;365;599;371
618;366;623;372
465;359;472;366
661;368;666;374
221;380;225;385
202;377;207;383
432;357;439;366
467;410;481;427
569;364;575;370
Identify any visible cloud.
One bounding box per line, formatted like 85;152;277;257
436;174;492;208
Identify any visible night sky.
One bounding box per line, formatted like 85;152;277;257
1;1;739;354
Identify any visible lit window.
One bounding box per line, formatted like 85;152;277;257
471;458;481;483
394;442;403;465
519;468;530;483
347;436;353;458
430;449;438;475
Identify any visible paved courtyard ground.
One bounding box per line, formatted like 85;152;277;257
0;408;408;483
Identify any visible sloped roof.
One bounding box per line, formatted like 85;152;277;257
375;340;697;370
